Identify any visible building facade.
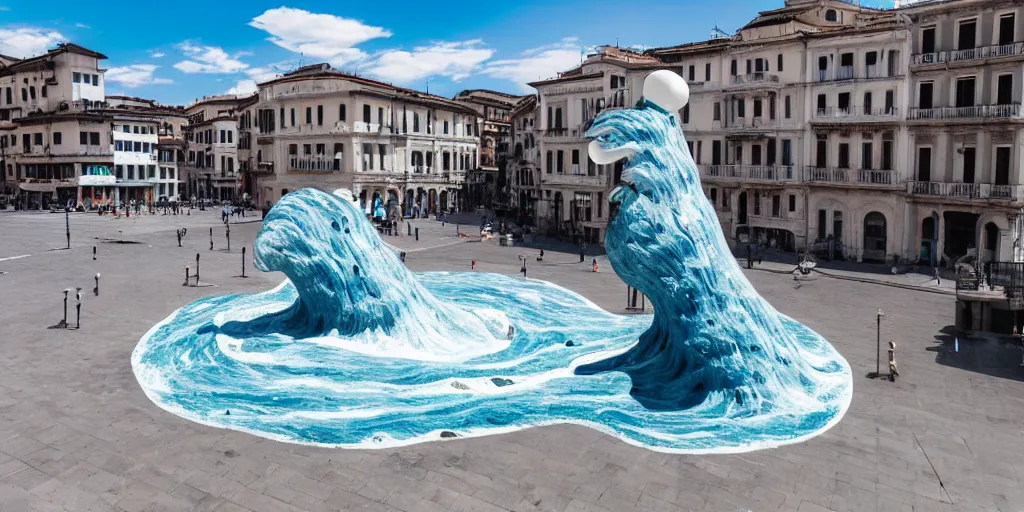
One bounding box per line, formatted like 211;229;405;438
246;63;478;217
519;0;1024;269
452;89;521;212
182;95;251;202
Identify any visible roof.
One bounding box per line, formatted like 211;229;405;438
511;95;538;118
259;63;481;116
646;38;733;57
528;71;604;88
186;94;257;111
0;43;106;77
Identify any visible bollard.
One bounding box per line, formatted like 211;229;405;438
184;266;190;286
209;227;214;251
226;224;231;252
241;247;247;278
195;253;200;285
65;210;70;249
93;273;100;296
408;223;412;236
177;229;182;247
61;289;69;328
415;228;419;241
92;246;96;260
75;288;82;329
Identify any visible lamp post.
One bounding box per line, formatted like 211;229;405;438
876;309;884;376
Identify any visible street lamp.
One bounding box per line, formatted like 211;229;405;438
876;309;885;377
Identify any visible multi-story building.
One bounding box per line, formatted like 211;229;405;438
522;0;1024;269
182;95;252;202
247;63;478;217
527;45;661;244
0;43;113;209
509;95;540;226
110;113;159;205
903;0;1024;266
453;89;522;211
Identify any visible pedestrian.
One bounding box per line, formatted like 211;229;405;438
537;249;544;262
934;267;941;285
579;244;586;263
746;244;753;269
888;341;899;381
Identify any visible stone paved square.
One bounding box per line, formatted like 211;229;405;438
0;210;1021;512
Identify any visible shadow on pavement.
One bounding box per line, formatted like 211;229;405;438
928;325;1024;383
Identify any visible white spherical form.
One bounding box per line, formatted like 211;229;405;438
642;69;689;113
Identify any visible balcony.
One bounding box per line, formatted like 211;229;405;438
913;42;1024;67
730;73;780;86
908;104;1022;121
813;107;899;121
907;181;1024;202
803;167;897;187
541;126;587;141
541;171;605;187
288;156;338;172
817;66;855;82
701;165;797;182
410;166;433;174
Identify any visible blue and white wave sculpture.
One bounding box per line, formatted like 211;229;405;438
132;71;852;453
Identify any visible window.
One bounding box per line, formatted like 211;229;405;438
838;92;850;112
730;59;737;76
289;144;297;155
921;27;936;54
713;102;721;121
817;94;826;114
142;142;150;153
917;147;931;181
134;141;141;152
53;132;61;145
746;59;752;74
89;132;99;145
696;140;703;164
1000;13;1016;46
888;50;899;76
682;104;690;124
825;9;837;22
134;126;139;134
737;98;745;118
79;132;87;145
688;65;695;81
782;139;792;166
92;75;99;86
305;107;312;124
710;188;718;206
413;112;420;132
753;98;762;118
444;120;449;134
227;158;234;173
73;72;81;83
546;151;553;173
20;88;26;102
772;195;780;218
784;96;791;118
303;144;311;155
997;74;1013;105
378;108;384;129
862;142;873;170
228;131;233;144
955;77;975;107
122;125;130;133
996;147;1011;185
28;86;35;100
219;130;225;143
788;195;796;213
864;92;873;114
363;105;371;123
339;104;346;122
317;105;323;125
958;18;977;51
33;133;41;145
777;54;783;72
315;143;325;155
838;143;849;168
865;51;878;78
918;82;933;109
556;150;564;174
40;85;46;98
705;63;711;81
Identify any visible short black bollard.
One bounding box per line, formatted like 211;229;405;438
176;229;182;247
184;266;190;286
195;253;200;285
408;223;412;236
60;289;69;327
209;227;213;251
226;224;231;252
241;247;247;278
75;288;81;329
415;228;419;241
93;273;100;296
65;210;70;249
92;246;96;260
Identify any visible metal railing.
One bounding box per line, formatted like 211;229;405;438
814;107;899;119
906;181;1024;201
730;73;780;85
913;42;1024;65
288;157;337;172
908;104;1022;120
803;167;895;185
702;165;796;181
984;262;1024;289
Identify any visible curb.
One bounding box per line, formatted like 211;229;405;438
742;262;955;296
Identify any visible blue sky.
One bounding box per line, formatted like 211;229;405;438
0;0;892;106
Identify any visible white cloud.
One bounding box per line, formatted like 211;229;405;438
173;42;248;73
105;64;173;87
481;38;584;92
368;40;493;84
149;51;165;58
226;79;257;96
245;65;283;83
74;23;90;29
0;26;64;58
248;7;390;66
0;7;10;11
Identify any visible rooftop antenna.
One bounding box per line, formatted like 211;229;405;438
711;24;730;39
616;37;620;48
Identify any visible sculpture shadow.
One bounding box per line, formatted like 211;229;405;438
927;325;1024;383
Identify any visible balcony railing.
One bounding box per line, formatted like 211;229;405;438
542;172;605;186
803;167;896;186
730;73;780;85
702;165;797;181
913;42;1024;66
817;67;855;82
907;181;1024;201
814;107;899;119
289;156;337;172
908;103;1022;120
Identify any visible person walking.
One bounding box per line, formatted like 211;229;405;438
746;244;753;269
888;341;899;381
579;244;586;263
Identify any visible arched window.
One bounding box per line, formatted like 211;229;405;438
825;9;838;22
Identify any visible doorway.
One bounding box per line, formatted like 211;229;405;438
863;212;887;262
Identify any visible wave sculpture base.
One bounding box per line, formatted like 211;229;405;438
132;72;851;454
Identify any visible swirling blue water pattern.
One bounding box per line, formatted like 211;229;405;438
132;104;852;454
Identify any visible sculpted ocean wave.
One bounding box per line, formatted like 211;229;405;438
132;72;851;453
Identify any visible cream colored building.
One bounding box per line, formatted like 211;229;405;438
509;95;540;225
0;43;113;209
520;0;1024;268
452;89;522;211
182;95;252;202
247;63;478;217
